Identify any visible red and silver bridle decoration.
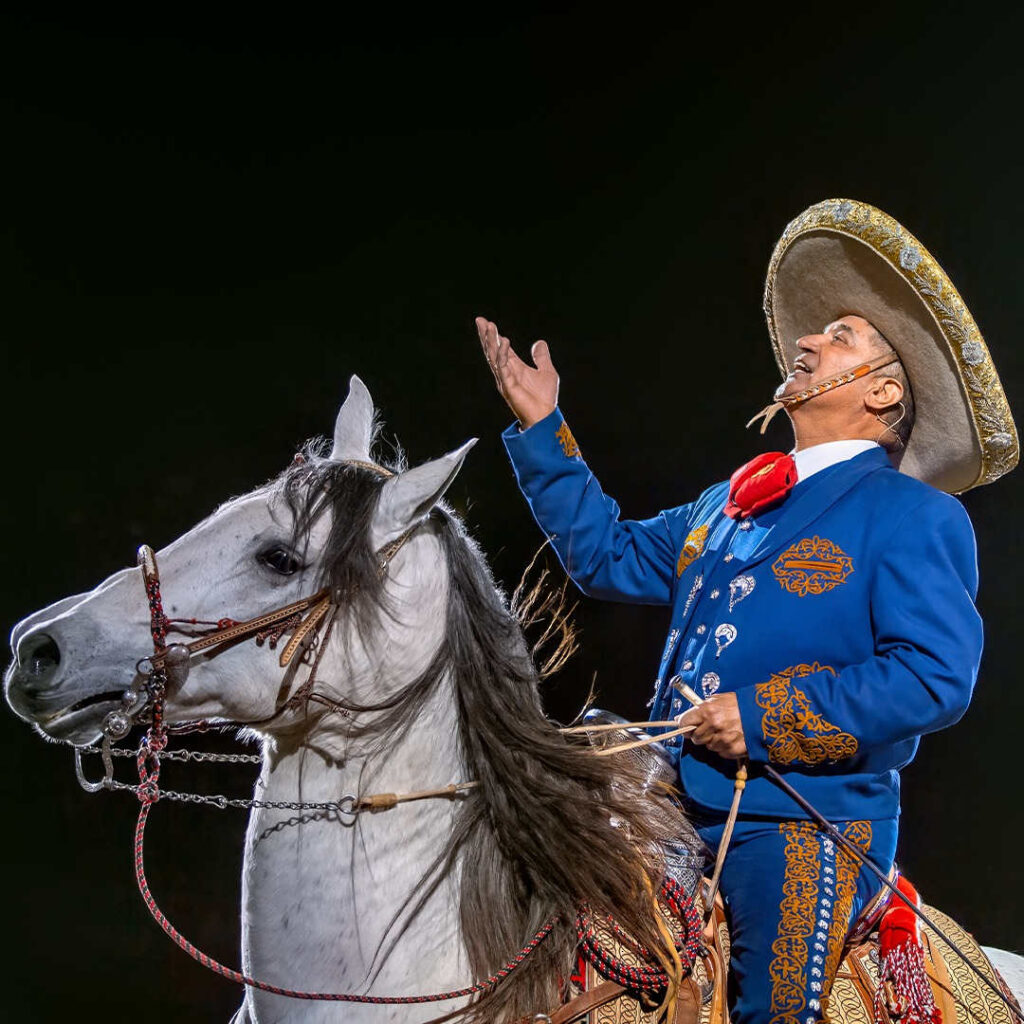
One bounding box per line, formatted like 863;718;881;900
74;542;337;791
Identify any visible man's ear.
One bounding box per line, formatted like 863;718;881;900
864;376;904;413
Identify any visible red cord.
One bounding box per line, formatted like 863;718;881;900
133;777;554;1004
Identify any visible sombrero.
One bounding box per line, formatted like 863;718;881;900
763;198;1018;493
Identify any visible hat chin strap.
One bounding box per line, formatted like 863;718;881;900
747;350;900;435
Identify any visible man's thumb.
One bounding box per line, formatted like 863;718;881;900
531;339;554;371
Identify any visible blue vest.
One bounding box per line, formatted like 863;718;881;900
503;410;982;822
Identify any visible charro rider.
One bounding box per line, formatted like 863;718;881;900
475;199;1018;1024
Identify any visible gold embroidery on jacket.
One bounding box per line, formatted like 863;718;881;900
676;524;709;577
768;821;820;1024
756;663;858;764
823;821;873;1003
555;422;580;458
772;536;854;596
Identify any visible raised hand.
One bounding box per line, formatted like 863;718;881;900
475;316;559;429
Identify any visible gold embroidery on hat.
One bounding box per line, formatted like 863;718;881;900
555;422;580;458
757;662;858;765
773;536;854;596
676;524;709;577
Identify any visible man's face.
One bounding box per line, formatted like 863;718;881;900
777;314;884;399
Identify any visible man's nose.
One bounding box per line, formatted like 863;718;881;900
796;333;823;353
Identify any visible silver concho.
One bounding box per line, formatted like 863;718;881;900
714;623;737;658
701;671;721;697
728;574;756;612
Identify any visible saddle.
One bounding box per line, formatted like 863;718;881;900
552;884;1020;1024
554;714;1021;1024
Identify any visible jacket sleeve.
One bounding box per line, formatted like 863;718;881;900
734;493;983;765
502;409;688;606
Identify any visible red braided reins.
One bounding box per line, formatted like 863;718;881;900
133;789;555;1004
130;543;701;1010
134;544;560;1007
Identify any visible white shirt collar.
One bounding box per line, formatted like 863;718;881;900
792;439;880;482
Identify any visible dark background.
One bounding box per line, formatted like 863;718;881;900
3;7;1022;1020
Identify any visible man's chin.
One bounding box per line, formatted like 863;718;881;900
774;377;798;401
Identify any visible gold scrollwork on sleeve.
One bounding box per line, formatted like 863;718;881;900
555;422;580;458
756;663;858;765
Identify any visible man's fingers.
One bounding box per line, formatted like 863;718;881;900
531;339;554;372
475;318;507;390
497;333;512;372
476;317;497;363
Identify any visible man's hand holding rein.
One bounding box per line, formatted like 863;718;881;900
679;693;748;760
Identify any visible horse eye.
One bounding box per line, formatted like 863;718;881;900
258;545;303;576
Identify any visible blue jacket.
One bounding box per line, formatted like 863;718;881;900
503;409;983;822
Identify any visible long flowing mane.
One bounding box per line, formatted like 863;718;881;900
277;444;701;1021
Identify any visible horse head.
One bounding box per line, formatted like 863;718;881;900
5;375;475;750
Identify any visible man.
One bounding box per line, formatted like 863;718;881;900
475;198;1017;1024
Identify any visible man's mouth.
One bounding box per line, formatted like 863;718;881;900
793;356;813;375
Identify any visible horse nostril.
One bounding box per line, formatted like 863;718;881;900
19;633;61;679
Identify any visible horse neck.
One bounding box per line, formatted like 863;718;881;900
239;530;470;1021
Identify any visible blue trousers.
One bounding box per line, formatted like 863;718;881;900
696;814;897;1024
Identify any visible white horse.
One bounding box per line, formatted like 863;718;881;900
5;376;692;1023
6;377;1022;1022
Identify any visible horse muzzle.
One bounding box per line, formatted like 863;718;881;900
5;627;137;744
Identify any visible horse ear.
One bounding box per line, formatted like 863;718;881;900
329;375;375;462
370;439;478;549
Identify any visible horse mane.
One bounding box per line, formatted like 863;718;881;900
277;442;701;1022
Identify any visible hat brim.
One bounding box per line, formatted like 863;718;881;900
764;199;1017;493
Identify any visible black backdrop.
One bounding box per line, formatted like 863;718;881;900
3;8;1022;1020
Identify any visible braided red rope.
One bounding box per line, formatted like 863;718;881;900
132;746;555;1004
145;577;168;653
575;877;702;996
131;546;697;1009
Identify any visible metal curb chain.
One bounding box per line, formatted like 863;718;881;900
101;776;356;814
77;745;357;815
82;744;262;765
76;718;683;814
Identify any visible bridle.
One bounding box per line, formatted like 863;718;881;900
63;464;702;1015
76;456;417;790
62;499;701;1016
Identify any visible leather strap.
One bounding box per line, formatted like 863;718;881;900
548;980;627;1023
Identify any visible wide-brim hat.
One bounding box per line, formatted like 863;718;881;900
764;198;1018;493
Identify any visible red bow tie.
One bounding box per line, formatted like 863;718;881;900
723;452;798;520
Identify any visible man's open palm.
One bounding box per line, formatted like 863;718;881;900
476;316;559;428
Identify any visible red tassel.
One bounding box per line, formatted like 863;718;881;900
873;876;941;1024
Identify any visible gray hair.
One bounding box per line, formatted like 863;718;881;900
869;327;915;451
